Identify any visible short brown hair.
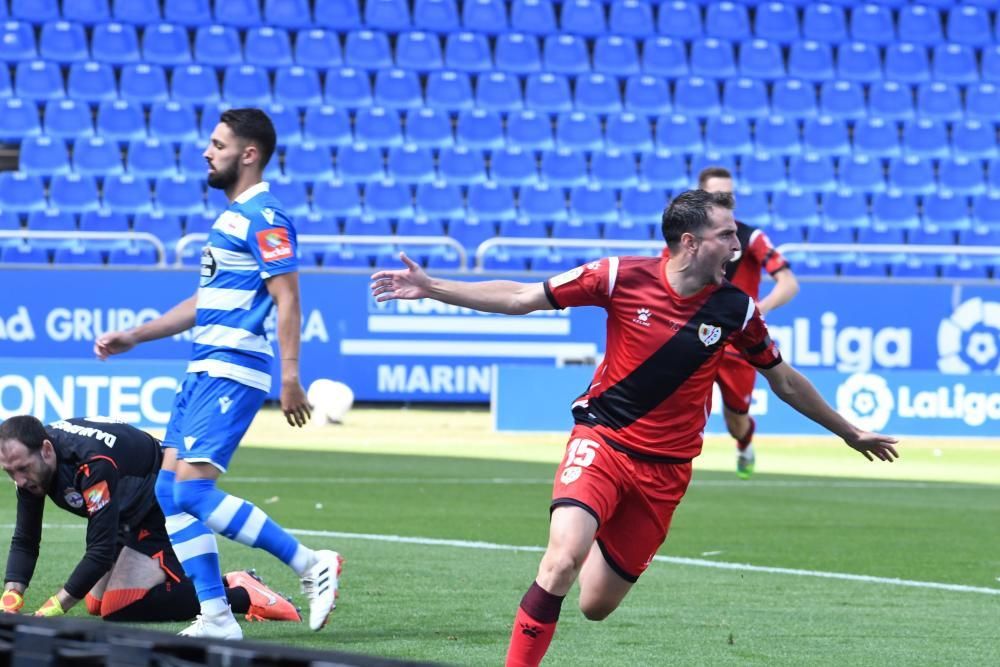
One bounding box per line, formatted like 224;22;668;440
0;415;48;452
697;166;733;189
661;189;736;249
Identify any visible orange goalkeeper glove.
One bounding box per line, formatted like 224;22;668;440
34;595;64;617
1;590;23;613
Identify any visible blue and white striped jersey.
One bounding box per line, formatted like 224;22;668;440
189;182;298;391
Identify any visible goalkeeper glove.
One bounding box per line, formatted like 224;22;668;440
1;590;23;613
34;595;64;617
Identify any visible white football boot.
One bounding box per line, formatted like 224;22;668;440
178;610;243;640
300;550;343;631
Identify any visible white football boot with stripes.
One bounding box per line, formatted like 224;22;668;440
301;550;343;631
179;610;243;640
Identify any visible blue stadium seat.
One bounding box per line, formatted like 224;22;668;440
916;82;962;122
525;73;572;114
772;79;817;119
423;245;462;270
705;115;752;155
690;38;737;79
755;115;801;156
902;119;949;159
73;136;123;176
489;147;538;186
223;65;272;106
561;0;607;37
819;80;866;121
705;1;750;41
0;243;51;264
444;32;492;72
320;246;369;268
44;99;94;141
302;105;354;146
540;148;588;187
655;113;702;154
972;192;1000;229
268;177;311;216
467;181;516;221
416;181;464;219
337;143;385;182
888;156;935;196
500;218;548;238
285;143;335;182
642;36;688;78
898;4;943;44
96;100;146;143
15;60;63;102
39;21;88;64
591;149;639;189
543;34;590;75
604;218;654;241
342;215;392;236
966;83;1000;124
853;118;900;159
0;21;35;63
575;73;623;115
80;208;129;233
923;192;971;231
495;32;541;74
404;107;453;147
0;98;41;143
788;41;834;82
438;146;487;184
840;256;890;278
982;45;1000;85
556;112;603;152
295;29;342;69
772;189;819;228
397;216;446;238
395;32;443;72
66;62;115;105
946;5;993;47
872;190;919;229
906;226;956;248
690;152;737;181
414;0;459;32
149;102;198;144
364;180;413;218
952;121;997;162
141;23;191;66
519;183;567;221
940;257;990;280
623;75;670;117
245;27;294;68
155;174;204;216
932;44;978;86
365;0;411;31
606;112;654;153
552;219;602;243
214;0;264;28
265;0;314;29
425;71;473;112
822;189;870;228
733;188;773;227
510;0;556;35
506;110;553;150
657;0;701;39
456;108;504;150
741;153;786;191
620;183;667;222
610;0;654;39
639;150;688;190
803;116;849;157
839;154;885;193
850;3;895;44
355;107;404;147
163;0;210;25
312;180;361;218
274;66;323;108
755;2;799;43
91;22;140;65
53;245;106;266
111;0;159;24
120;64;169;106
570;184;618;224
790;153;836;193
836;42;882;83
737;39;785;79
64;0;111;24
50;174;100;213
868;82;915;122
802;3;847;43
198;103;229;138
576;37;626;78
11;0;58;22
314;0;361;30
959;226;1000;247
185;209;217;233
324;68;373;108
461;0;507;34
28;208;76;232
0;172;45;214
171;65;222;107
374;69;423;110
855;224;905;245
885;44;930;85
344;30;393;70
127;138;176;178
674;77;721;117
939;157;986;196
108;243;158;266
193;25;243;68
475;71;523;112
806;222;854;244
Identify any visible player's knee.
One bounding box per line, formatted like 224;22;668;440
539;549;585;583
579;601;614;622
154;470;176;513
172;478;217;520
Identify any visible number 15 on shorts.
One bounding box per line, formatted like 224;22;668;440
560;438;600;485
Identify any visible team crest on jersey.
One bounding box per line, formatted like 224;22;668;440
632;307;652;327
560;466;582;484
200;246;218;286
83;481;110;515
63;488;83;509
698;323;722;346
256;228;293;262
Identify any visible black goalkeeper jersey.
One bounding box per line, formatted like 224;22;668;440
4;417;162;599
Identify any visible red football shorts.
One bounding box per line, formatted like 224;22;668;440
550;425;693;582
716;349;757;414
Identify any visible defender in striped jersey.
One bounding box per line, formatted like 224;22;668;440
371;190;899;667
95;109;340;639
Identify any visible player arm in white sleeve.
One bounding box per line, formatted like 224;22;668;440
370;252;554;315
93;293;198;359
266;272;312;427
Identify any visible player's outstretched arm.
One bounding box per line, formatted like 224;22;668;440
371;252;553;315
94;294;198;359
759;362;899;462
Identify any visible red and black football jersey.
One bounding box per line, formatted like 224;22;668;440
544;256;782;460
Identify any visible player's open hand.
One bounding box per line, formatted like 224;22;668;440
281;380;311;428
94;331;137;360
845;431;899;462
370;252;431;302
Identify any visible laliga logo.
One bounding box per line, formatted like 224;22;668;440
938;298;1000;374
836;373;894;431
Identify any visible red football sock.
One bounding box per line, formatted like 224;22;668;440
505;582;565;667
736;417;756;452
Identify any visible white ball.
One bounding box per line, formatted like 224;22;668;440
307;379;355;424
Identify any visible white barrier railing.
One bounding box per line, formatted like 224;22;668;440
0;230;168;266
